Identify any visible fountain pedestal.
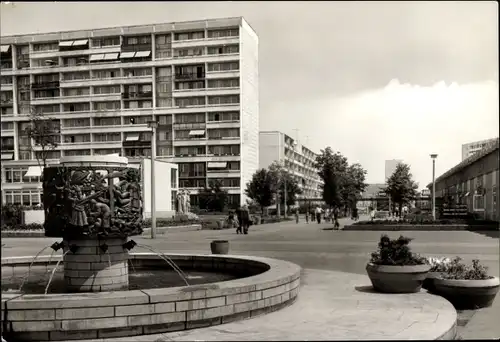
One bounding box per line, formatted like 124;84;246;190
63;238;129;292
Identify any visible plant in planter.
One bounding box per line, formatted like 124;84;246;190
423;256;452;291
366;234;430;293
431;257;500;310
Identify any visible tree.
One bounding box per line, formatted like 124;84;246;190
245;169;274;214
198;180;228;212
315;147;368;212
24;109;60;179
383;163;418;216
268;161;303;213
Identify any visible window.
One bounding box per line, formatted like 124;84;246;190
171;169;177;188
93;86;120;94
207;45;239;55
126;115;152;125
208;144;240;155
33;89;59;99
3;190;41;205
174;31;204;41
174;146;206;156
94;117;121;126
0;76;12;85
93;70;119;79
228;161;240;171
157;98;173;108
175;81;205;90
64;134;90;143
1;122;14;130
124;68;152;77
174;48;203;57
91;37;120;47
208;128;240;139
156;34;172;46
94;101;120;111
207;29;239;38
158;115;172;125
175;113;205;123
208;95;240;105
473;194;485;211
64;87;90;97
208;178;240;188
94;149;121;156
176;97;205;107
63;118;90;128
65;149;91;156
32;42;59;52
207;78;239;88
63;103;90;112
158;130;172;141
158;146;173;156
63;72;90;81
63;56;88;67
93;133;121;142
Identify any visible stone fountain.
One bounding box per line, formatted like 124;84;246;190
43;155;143;292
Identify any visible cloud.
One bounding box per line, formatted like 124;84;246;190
268;80;499;187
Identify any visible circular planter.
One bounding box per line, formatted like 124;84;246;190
216;220;225;230
432;277;500;310
210;240;229;255
422;271;444;292
366;263;431;293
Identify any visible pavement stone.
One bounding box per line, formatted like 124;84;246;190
66;268;456;342
2;217;499;340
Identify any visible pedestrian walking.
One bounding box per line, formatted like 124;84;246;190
241;204;250;234
235;207;242;234
333;206;340;229
295;208;299;224
305;210;309;223
315;206;322;224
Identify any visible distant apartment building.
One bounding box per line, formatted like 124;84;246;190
461;138;498;161
0;17;259;208
385;159;403;181
259;131;322;199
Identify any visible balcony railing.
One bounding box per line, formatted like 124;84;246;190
31;81;60;90
174;72;205;80
122;91;153;99
121;43;152;52
173;122;205;129
208;136;240;140
0;99;14;106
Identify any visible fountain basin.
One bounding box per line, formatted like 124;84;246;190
1;253;301;341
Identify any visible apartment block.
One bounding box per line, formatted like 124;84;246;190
0;17;259;208
385;159;403;181
259;131;322;199
461;137;498;161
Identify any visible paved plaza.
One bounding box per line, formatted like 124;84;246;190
2;217;499;340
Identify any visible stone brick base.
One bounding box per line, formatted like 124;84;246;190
63;238;128;292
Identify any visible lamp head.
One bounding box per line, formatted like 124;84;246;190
430;154;438;159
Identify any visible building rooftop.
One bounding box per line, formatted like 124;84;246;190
427;137;499;188
0;16;255;44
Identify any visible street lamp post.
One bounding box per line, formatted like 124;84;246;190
430;154;438;221
147;119;158;239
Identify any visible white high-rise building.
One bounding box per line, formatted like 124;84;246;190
259;131;322;199
0;17;259;208
385;159;403;181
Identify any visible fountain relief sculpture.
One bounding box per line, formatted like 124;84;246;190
176;189;191;214
43;156;143;292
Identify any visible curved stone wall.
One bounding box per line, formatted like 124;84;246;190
1;254;301;341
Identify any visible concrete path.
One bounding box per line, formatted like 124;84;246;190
2;218;499;339
69;268;457;341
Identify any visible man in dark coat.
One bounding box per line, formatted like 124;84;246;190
240;205;250;234
235;207;243;234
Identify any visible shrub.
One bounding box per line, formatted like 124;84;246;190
1;223;43;231
370;234;426;266
441;257;492;280
425;256;452;272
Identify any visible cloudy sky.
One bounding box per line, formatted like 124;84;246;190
1;1;498;186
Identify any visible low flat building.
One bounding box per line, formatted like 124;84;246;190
428;138;499;222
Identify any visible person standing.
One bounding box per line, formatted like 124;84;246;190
241;205;250;234
295;208;299;224
305;209;309;223
235;207;242;234
333;206;340;229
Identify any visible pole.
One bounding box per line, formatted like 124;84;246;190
284;170;287;219
150;125;157;239
432;158;436;221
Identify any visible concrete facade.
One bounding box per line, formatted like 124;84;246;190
461;137;498;161
385;159;403;181
428;138;499;222
0;16;259;208
259;131;322;199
